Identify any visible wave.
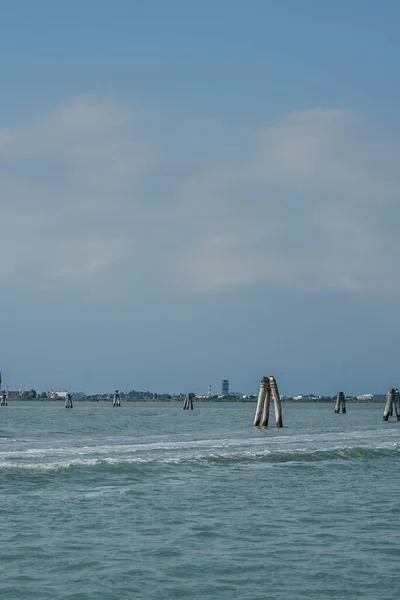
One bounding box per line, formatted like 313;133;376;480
0;443;398;472
203;444;400;464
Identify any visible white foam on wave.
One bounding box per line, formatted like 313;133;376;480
0;437;235;460
0;426;398;471
0;457;101;471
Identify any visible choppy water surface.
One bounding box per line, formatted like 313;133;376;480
0;402;399;599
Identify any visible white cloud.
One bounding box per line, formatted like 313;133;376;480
180;109;400;292
1;99;400;295
0;96;152;289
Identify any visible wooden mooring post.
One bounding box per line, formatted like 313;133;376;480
65;393;73;409
383;388;400;421
0;371;7;406
253;377;268;426
113;390;121;407
183;393;194;410
334;392;346;414
253;376;283;427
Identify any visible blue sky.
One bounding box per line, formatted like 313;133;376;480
1;0;400;395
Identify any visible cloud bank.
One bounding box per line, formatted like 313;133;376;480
1;97;399;297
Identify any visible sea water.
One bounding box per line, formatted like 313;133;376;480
0;402;399;599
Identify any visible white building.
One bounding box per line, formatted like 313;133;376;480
48;390;68;399
48;390;85;399
356;394;373;401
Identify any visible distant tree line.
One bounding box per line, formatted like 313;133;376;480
12;390;383;403
20;390;47;399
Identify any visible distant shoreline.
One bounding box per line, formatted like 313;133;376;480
5;398;385;404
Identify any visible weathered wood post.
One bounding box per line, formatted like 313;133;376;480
254;376;283;427
334;392;346;413
269;376;283;428
113;390;121;407
386;388;400;421
0;371;7;406
65;393;73;408
182;393;194;410
253;377;268;426
394;389;400;421
260;379;271;426
383;388;396;421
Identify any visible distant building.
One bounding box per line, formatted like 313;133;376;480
207;384;212;397
48;390;86;399
1;390;21;398
48;390;68;399
356;394;374;401
221;379;229;396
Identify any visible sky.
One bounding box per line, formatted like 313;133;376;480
1;0;400;396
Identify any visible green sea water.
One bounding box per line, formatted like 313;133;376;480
0;402;399;599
